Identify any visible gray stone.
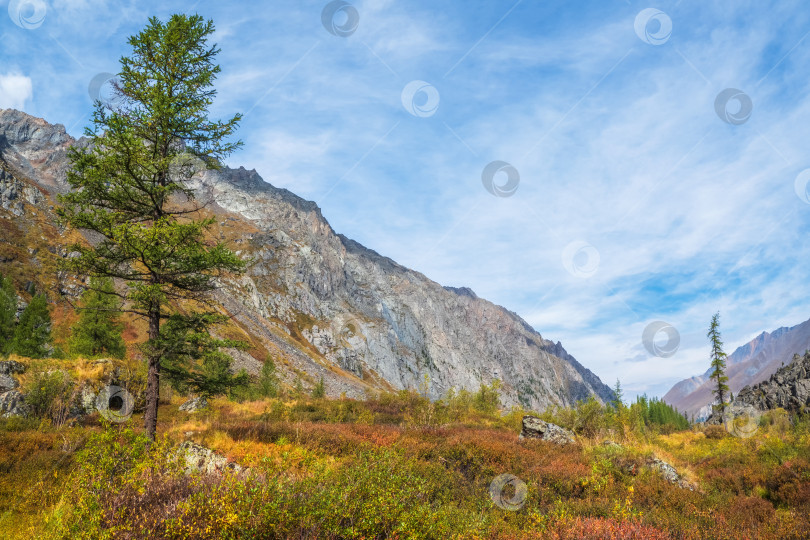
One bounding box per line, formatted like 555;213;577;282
518;415;576;445
646;457;696;491
179;396;208;413
0;360;25;375
0;390;29;418
80;385;97;414
178;441;243;475
0;374;18;393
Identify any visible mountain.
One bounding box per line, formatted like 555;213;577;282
663;318;810;420
0;108;614;410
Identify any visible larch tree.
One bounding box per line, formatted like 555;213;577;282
707;312;730;414
58;14;246;439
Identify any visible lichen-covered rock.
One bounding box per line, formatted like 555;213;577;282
179;441;243;475
0;390;28;417
179;397;208;413
0;360;25;375
518;415;575;445
0;374;18;393
646;457;696;491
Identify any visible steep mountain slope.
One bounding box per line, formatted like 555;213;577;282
0;108;613;410
663;319;810;419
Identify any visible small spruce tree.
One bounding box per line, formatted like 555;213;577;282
612;378;624;409
0;273;17;355
257;358;279;398
70;277;126;359
311;376;326;398
11;293;51;359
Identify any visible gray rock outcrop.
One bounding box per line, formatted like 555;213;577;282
0;360;25;375
733;351;810;413
518;415;576;445
0;390;28;417
179;441;243;475
645;457;696;491
179;397;209;413
0;374;18;393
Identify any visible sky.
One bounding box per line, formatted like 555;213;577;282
2;0;810;400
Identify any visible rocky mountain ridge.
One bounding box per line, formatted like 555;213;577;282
0;108;614;410
733;351;810;414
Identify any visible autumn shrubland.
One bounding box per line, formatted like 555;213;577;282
1;372;809;540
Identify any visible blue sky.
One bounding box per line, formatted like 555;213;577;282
3;0;810;400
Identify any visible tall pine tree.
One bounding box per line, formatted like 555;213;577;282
707;312;730;414
70;277;126;359
11;293;51;359
0;273;16;355
58;14;245;439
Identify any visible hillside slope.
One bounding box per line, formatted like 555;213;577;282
0;108;613;410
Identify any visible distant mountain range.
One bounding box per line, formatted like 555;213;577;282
663;317;810;420
0;108;614;410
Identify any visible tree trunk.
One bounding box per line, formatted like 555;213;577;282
143;306;161;440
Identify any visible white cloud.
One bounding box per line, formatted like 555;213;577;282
0;73;32;110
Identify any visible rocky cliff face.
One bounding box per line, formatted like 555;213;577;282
663;319;810;420
732;352;810;414
0;108;614;410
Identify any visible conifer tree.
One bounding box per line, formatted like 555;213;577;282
707;312;730;414
0;273;17;355
70;277;126;359
257;358;279;398
11;293;51;358
58;14;244;439
612;378;624;409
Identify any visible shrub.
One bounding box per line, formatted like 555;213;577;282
24;371;76;426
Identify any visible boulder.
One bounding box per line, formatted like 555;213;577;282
0;390;29;418
645;457;696;491
0;374;18;393
179;396;208;413
0;360;25;375
178;441;243;475
519;415;576;445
